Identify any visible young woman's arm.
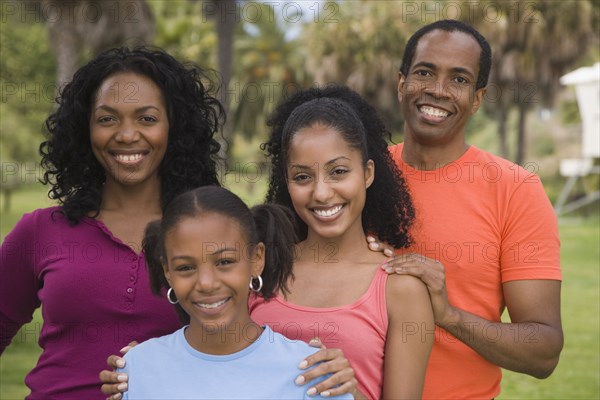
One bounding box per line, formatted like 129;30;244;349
383;274;434;399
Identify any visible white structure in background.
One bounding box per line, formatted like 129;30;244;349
554;62;600;215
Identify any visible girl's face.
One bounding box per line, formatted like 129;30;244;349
163;212;265;346
286;123;374;242
89;72;169;188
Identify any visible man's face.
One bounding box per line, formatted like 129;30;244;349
398;29;486;147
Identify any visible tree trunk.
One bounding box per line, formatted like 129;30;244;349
43;0;80;89
211;0;236;170
497;103;509;159
516;103;528;166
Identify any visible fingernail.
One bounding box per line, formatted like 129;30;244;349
321;391;331;397
307;387;317;396
370;243;379;249
117;374;127;382
116;359;125;368
366;236;374;242
113;394;122;400
384;249;393;256
298;359;308;369
120;346;131;353
117;383;128;391
295;375;305;385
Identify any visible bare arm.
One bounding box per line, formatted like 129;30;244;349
383;274;434;399
297;340;366;399
383;254;563;378
440;280;562;378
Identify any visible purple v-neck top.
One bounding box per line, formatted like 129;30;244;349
0;206;181;399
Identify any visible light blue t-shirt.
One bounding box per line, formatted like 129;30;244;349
119;325;353;399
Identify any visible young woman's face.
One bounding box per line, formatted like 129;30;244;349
163;212;264;337
286;123;374;242
89;72;169;188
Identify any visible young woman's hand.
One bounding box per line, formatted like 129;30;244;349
99;341;137;400
366;235;394;257
296;338;366;399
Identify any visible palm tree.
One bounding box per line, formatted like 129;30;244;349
230;2;305;140
40;0;154;87
304;0;420;131
467;0;596;164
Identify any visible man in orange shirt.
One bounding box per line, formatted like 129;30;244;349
379;19;563;399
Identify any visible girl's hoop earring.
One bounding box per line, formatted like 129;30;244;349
249;275;263;293
167;287;179;304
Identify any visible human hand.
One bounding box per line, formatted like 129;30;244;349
366;235;394;257
382;253;455;326
99;341;137;400
296;338;363;398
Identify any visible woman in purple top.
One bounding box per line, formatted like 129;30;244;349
0;47;224;399
1;47;357;399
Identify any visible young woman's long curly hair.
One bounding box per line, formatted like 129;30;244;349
261;85;415;249
40;47;224;225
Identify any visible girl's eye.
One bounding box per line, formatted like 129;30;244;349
217;259;235;267
140;116;157;123
332;168;349;175
175;264;194;272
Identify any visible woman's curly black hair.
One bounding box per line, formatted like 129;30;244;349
40;47;224;225
261;85;415;249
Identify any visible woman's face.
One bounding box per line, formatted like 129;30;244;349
286;123;374;242
89;72;169;188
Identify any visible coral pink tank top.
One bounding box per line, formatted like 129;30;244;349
249;268;389;400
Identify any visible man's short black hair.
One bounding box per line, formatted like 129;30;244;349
400;19;492;90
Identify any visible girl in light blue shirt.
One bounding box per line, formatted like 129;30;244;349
119;186;353;400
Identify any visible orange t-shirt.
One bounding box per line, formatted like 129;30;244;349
390;143;561;399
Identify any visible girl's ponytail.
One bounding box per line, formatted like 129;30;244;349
251;204;298;299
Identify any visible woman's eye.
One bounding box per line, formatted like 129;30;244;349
175;265;194;272
140;116;157;123
97;116;115;124
292;174;311;182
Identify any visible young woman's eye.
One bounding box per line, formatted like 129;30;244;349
292;173;311;183
332;168;349;175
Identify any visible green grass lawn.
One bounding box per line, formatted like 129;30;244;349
1;184;599;399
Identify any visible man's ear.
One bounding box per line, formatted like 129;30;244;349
397;72;406;102
471;87;486;114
